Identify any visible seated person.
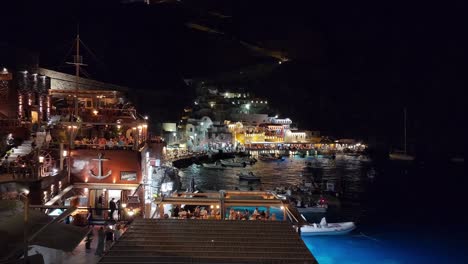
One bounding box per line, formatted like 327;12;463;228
200;207;207;218
179;209;187;218
270;213;277;221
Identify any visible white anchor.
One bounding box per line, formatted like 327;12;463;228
89;153;112;180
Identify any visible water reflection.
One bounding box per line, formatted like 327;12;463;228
179;154;374;198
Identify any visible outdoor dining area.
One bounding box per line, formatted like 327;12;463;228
154;190;288;221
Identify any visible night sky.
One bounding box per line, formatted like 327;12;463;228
2;0;465;156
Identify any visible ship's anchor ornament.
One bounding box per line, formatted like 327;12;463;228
89;153;112;180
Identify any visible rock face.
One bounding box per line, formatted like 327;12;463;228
151;166;181;195
0;199;23;220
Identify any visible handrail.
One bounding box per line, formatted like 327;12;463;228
131;183;144;197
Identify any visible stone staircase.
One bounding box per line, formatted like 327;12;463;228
4;140;34;162
99;219;317;264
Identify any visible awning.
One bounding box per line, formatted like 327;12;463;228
0;209;89;259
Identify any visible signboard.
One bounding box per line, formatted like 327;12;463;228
120;171;137;181
127;195;140;203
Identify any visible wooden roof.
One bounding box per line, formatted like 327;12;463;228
99;219;317;264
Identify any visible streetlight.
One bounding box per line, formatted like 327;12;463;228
38;155;45;178
19;191;29;264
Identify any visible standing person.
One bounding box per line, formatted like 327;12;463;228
87;207;93;227
45;131;52;148
97;195;103;216
95;227;105;256
109;198;116;220
114;225;122;240
105;226;114;251
116;200;122;220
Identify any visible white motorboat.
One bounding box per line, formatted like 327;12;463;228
301;217;356;236
220;159;248;167
238;172;260;181
202;162;225;169
297;206;327;213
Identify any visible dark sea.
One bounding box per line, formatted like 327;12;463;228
179;154;467;264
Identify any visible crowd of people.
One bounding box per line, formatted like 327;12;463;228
228;207;277;221
73;135;135;150
170;205;222;220
0;152;35;177
167;205;279;221
93;224;125;257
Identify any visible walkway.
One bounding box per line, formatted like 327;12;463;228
62;226;101;264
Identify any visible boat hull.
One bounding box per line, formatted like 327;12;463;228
297;207;327;213
389;153;415;161
238;173;260;181
301;222;356;236
202;163;225;169
220;160;247;167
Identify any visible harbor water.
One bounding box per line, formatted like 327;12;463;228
179;154;467;263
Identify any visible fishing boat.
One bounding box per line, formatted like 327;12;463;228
390;108;415;161
220;159;247;167
238;172;260;181
202;162;225;169
300;217;356;236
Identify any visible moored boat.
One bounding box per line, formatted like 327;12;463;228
258;153;285;162
238;172;260;181
220;159;248;167
389;151;415;161
297;206;327;213
450;157;464;163
300;217;356;236
202;162;225;169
